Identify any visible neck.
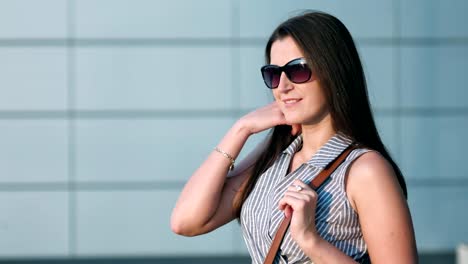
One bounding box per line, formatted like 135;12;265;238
299;114;336;159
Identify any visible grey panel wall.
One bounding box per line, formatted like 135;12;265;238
0;0;467;259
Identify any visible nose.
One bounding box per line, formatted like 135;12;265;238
276;72;293;92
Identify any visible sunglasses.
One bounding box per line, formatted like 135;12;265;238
260;58;312;89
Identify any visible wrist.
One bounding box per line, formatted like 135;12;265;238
296;230;322;252
232;119;254;138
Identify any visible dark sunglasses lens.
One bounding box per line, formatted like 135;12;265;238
287;63;311;84
261;67;280;89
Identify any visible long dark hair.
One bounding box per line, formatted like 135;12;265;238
234;11;407;219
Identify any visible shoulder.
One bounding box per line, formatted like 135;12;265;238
345;150;405;211
347;150;394;180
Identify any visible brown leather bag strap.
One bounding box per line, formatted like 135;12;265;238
263;144;356;264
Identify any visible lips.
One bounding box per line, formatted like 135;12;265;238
282;98;302;106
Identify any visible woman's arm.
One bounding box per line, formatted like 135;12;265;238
171;102;292;236
170;121;251;236
278;152;418;263
347;152;418;263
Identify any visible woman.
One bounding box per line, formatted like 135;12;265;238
171;11;417;263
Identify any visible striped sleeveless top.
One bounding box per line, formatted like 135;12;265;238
240;133;370;263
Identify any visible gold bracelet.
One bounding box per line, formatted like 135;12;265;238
214;147;235;171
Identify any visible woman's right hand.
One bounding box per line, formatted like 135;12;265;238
238;102;301;136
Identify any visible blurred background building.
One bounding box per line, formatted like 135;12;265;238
0;0;467;263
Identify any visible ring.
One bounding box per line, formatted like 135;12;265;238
293;184;303;192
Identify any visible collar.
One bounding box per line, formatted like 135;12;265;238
283;135;303;156
282;133;354;169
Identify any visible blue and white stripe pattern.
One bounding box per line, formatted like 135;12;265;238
240;133;370;263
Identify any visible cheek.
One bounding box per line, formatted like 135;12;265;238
311;92;325;105
272;90;281;102
308;84;327;103
311;91;329;115
317;89;328;108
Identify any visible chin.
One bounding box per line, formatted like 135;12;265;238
283;114;305;125
285;113;327;126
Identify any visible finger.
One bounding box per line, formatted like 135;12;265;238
289;182;318;204
288;180;312;191
287;185;314;194
279;192;309;207
292;179;313;191
282;190;313;203
280;190;317;212
284;189;313;200
279;194;307;213
284;205;293;218
278;193;298;208
287;181;316;201
278;196;293;211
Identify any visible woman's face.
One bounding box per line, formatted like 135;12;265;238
270;36;330;126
